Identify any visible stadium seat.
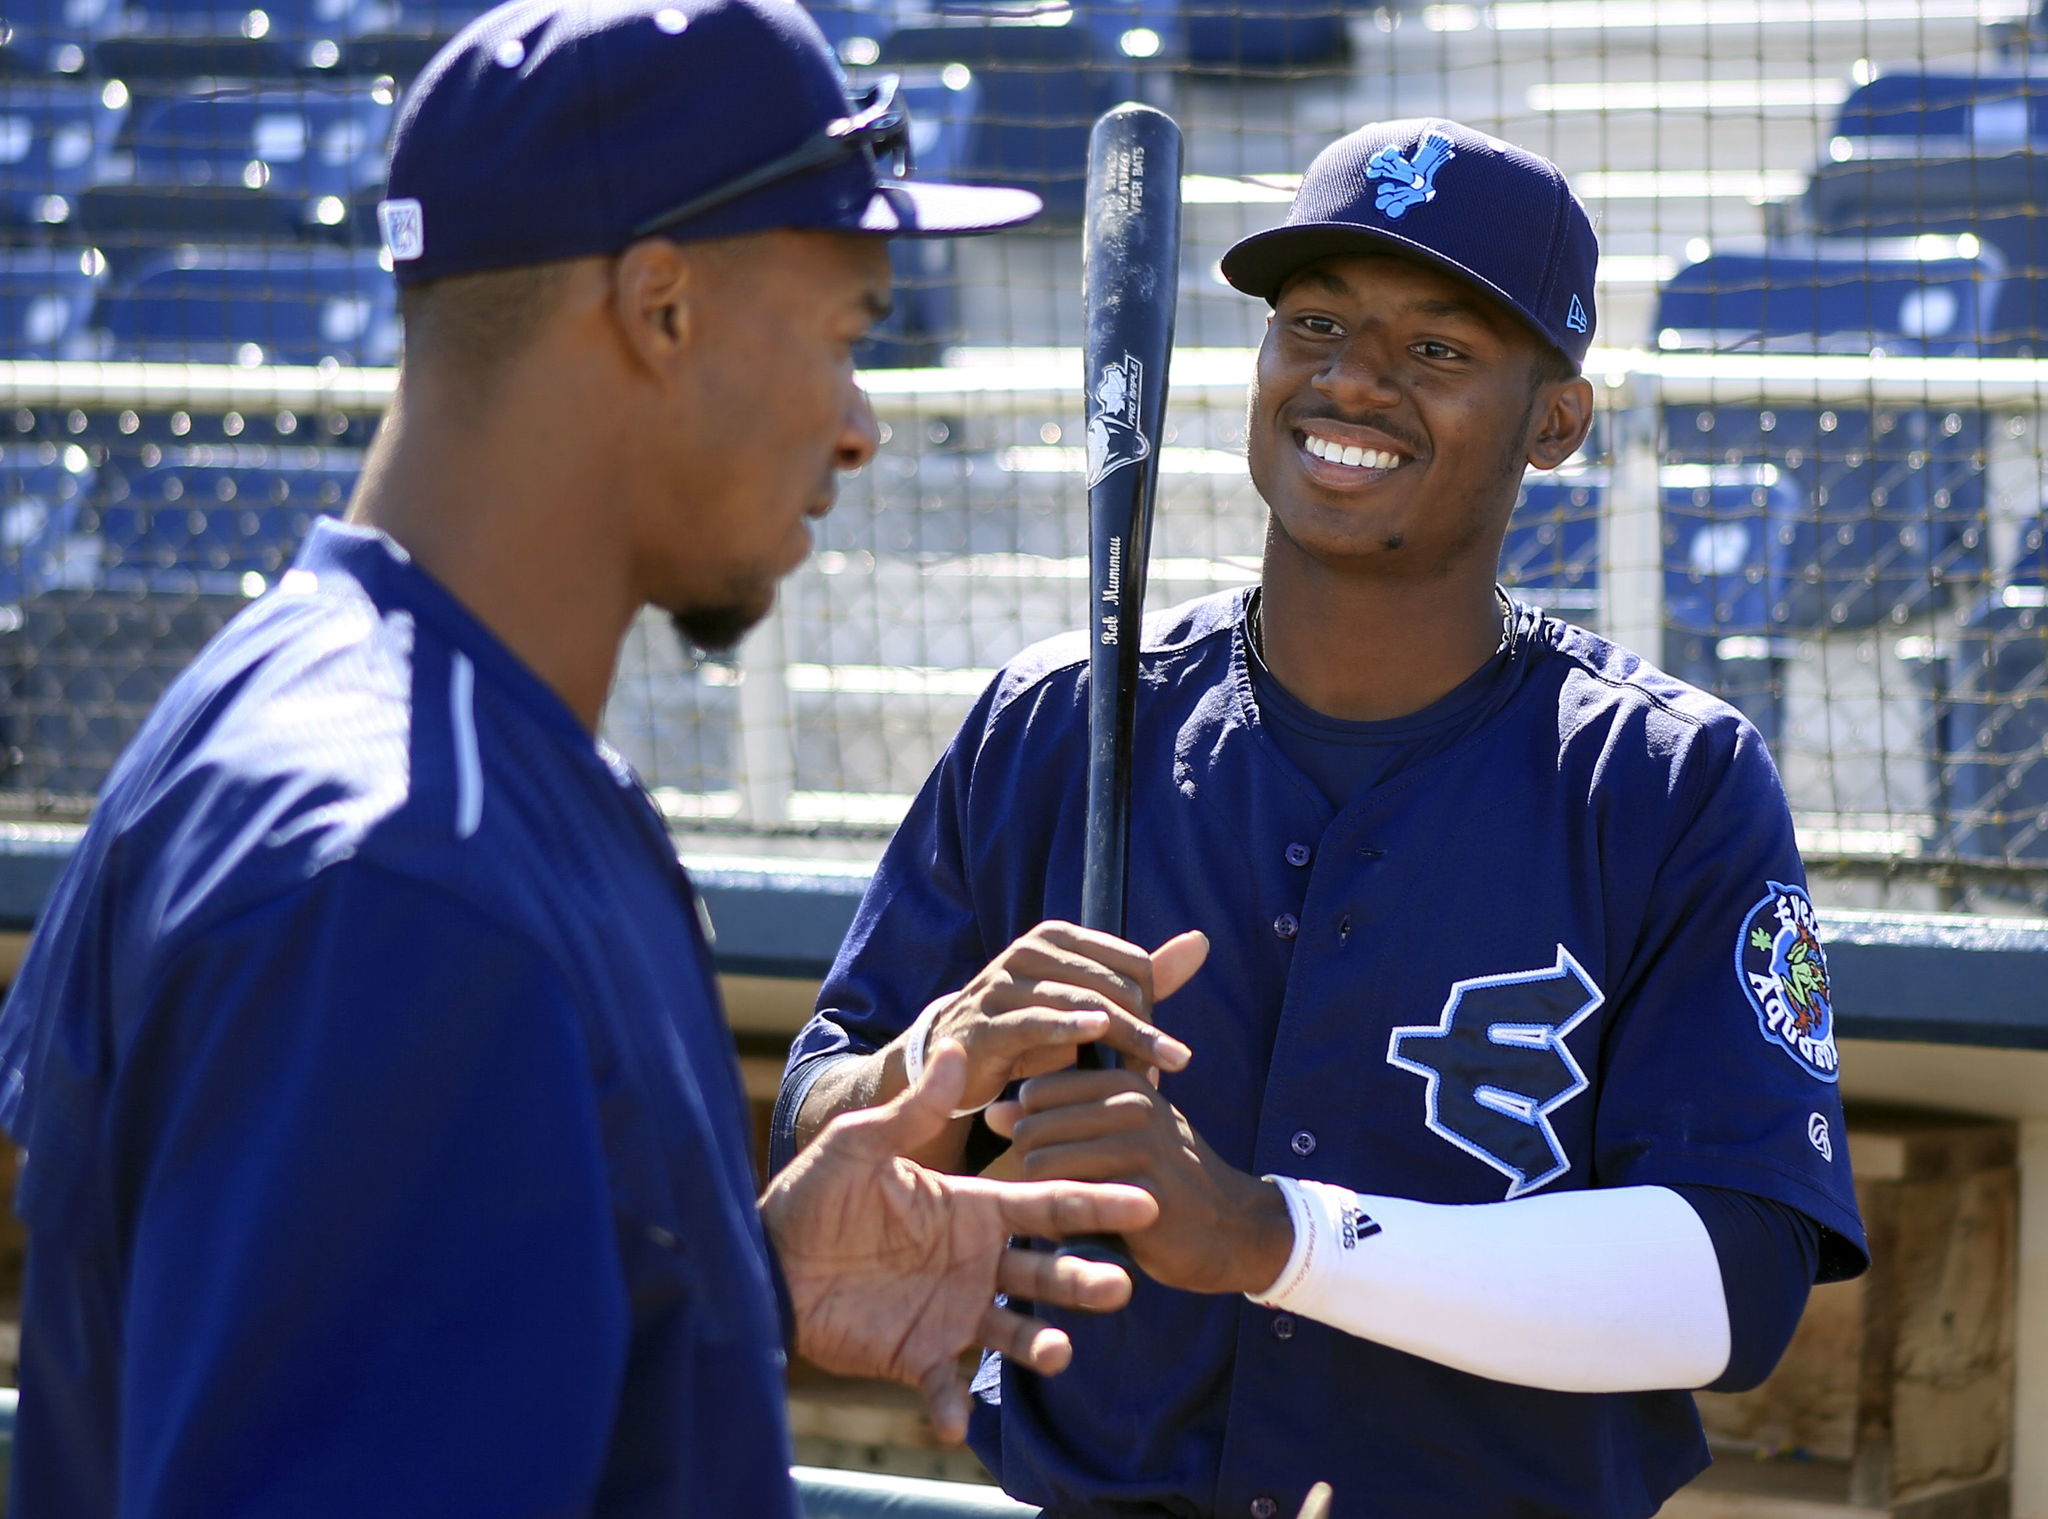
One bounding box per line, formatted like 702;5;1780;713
1805;73;2048;350
1827;69;2048;146
1661;464;1823;636
77;85;394;250
1654;238;2001;356
1655;249;1994;628
856;70;979;367
0;440;97;605
881;13;1143;224
0;79;124;234
1499;475;1601;619
92;0;378;78
934;0;1185;64
0;0;115;74
6;588;250;797
90;451;359;595
93;247;400;366
1661;409;1989;631
340;0;489;79
0;246;106;359
1182;0;1348;71
1919;590;2048;867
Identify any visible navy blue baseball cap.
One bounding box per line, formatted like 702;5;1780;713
1221;119;1599;366
379;0;1042;286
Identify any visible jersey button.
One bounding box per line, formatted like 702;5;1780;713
1271;1313;1297;1341
1251;1499;1279;1519
1289;1129;1317;1157
1273;913;1299;940
1284;842;1311;867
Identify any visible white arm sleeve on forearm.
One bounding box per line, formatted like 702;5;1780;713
1247;1178;1731;1393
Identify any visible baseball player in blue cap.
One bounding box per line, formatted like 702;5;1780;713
780;121;1870;1517
0;1;1168;1513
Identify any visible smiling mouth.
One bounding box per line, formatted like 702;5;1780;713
1298;430;1409;475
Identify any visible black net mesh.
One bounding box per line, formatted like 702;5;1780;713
0;0;2043;912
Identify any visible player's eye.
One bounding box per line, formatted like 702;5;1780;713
1294;314;1343;337
1413;339;1462;360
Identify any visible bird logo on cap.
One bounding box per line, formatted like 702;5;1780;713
1366;131;1455;220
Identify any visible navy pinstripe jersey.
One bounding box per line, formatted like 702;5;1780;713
0;520;795;1519
778;588;1867;1519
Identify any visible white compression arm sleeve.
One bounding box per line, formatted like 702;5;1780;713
1248;1179;1731;1393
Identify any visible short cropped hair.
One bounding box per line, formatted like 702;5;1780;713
398;261;571;383
1529;342;1580;392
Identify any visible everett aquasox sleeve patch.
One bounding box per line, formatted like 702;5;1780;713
1737;882;1839;1082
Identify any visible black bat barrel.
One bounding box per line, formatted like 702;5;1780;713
1064;103;1181;1270
1079;102;1182;961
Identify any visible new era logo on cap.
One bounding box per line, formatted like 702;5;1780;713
379;198;425;261
1566;293;1588;333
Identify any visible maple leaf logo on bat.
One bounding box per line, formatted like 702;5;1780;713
1366;132;1455;220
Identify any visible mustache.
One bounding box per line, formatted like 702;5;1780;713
1286;410;1427;458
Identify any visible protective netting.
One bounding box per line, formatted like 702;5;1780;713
1;0;2045;913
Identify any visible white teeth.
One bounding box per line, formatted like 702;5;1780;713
1303;434;1402;470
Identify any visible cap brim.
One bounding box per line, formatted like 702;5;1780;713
858;180;1043;236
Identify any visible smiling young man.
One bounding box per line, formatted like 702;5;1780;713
778;122;1868;1518
0;2;1171;1514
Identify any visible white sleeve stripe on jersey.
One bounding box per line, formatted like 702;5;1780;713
450;651;483;841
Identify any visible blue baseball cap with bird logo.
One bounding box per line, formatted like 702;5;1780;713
1221;118;1600;367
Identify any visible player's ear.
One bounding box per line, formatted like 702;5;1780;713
1526;375;1594;471
608;237;700;376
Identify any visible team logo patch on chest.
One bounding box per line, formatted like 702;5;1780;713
1386;946;1602;1199
1738;882;1838;1081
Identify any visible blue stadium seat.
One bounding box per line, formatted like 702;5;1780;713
1654;239;2001;356
1499;475;1600;619
92;0;378;77
1661;465;1821;636
1806;73;2048;350
1661;409;1989;631
0;0;114;73
880;13;1142;224
1828;70;2048;145
1922;591;2048;867
94;248;400;366
0;441;96;604
1655;249;1994;628
340;0;489;78
1182;0;1347;71
804;0;909;62
934;0;1184;63
7;588;251;797
78;86;393;247
91;452;359;595
855;70;979;367
0;80;124;233
0;247;106;359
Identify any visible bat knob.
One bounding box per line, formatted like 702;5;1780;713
1055;1234;1135;1271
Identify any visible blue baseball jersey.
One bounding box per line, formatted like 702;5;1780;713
0;520;796;1519
778;589;1867;1519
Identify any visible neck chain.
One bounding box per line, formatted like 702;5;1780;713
1246;588;1517;666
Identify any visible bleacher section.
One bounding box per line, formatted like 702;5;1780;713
0;0;2044;899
